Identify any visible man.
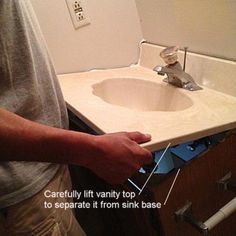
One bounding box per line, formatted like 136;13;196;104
0;1;152;235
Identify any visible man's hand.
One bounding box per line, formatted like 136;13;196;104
84;132;152;184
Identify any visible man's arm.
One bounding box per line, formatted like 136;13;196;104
0;108;152;184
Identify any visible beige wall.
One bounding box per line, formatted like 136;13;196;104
32;0;236;74
31;0;143;74
135;0;236;61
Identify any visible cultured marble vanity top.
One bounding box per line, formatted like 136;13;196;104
58;64;236;151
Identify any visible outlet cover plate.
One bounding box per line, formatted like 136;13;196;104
65;0;90;29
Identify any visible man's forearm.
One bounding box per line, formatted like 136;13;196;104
0;108;97;165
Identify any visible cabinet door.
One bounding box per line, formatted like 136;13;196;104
151;134;236;236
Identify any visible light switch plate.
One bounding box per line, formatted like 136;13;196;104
65;0;90;29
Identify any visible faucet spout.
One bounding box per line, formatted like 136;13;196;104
154;65;202;91
153;46;202;91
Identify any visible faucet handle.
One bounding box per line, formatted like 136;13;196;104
160;46;179;65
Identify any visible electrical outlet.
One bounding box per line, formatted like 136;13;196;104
65;0;90;29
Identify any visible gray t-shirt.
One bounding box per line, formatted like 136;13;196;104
0;0;69;208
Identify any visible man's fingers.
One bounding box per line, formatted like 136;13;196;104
125;131;153;164
126;131;152;144
137;147;153;165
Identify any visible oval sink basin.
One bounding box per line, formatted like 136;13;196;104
92;78;193;111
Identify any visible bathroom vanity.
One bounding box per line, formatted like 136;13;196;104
68;111;236;236
58;43;236;235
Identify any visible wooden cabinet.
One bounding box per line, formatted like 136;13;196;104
148;133;236;236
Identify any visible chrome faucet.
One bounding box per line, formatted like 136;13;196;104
153;46;202;91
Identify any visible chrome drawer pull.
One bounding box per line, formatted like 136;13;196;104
217;172;236;193
175;197;236;235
